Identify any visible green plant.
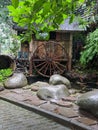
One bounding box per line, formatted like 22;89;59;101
0;68;12;83
8;0;85;41
80;29;98;65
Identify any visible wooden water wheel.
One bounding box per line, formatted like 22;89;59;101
32;41;68;77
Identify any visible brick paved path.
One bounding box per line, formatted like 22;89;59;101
0;99;70;130
1;89;98;130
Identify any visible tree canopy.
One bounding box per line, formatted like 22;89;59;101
8;0;85;41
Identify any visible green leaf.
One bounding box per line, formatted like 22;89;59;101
69;14;74;23
66;0;72;3
63;14;68;19
79;0;85;3
11;0;19;8
7;5;16;12
33;0;46;11
43;2;51;15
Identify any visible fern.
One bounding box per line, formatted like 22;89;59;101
80;29;98;65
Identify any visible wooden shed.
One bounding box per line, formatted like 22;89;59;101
29;19;85;77
14;19;85;77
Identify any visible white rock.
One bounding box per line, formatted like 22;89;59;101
49;74;71;88
4;73;27;88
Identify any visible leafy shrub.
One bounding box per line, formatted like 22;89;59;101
0;68;12;83
80;29;98;65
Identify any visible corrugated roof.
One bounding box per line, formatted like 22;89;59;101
58;18;85;32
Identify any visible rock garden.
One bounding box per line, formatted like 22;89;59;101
0;69;98;119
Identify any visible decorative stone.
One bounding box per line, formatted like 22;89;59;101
49;74;71;88
0;82;4;91
77;90;98;117
50;100;73;107
23;81;49;91
4;73;28;89
31;81;49;91
37;84;70;101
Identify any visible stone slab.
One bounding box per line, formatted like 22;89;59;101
53;107;79;118
62;96;77;102
77;117;97;126
40;103;57;111
50;100;73;107
24;95;47;106
10;89;25;94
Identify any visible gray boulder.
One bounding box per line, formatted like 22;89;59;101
4;73;28;88
0;82;5;91
77;90;98;117
49;74;71;88
37;84;70;101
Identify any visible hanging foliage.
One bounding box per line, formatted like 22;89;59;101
8;0;85;41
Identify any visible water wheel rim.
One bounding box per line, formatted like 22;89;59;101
32;41;68;77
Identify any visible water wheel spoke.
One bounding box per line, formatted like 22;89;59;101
56;62;66;69
35;61;46;68
33;59;45;62
43;63;50;75
54;58;67;62
49;63;52;76
53;55;62;58
52;54;65;60
38;62;48;72
51;63;57;74
53;62;63;73
43;44;49;56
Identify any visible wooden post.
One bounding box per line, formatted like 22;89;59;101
29;39;38;75
67;33;73;71
29;39;33;75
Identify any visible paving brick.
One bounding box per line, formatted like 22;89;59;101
1;88;98;130
24;97;47;106
22;94;40;101
53;107;79;118
40;102;57;111
50;100;73;107
62;96;77;102
0;100;69;130
2;92;25;101
0;89;9;95
10;89;25;94
77;117;97;126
